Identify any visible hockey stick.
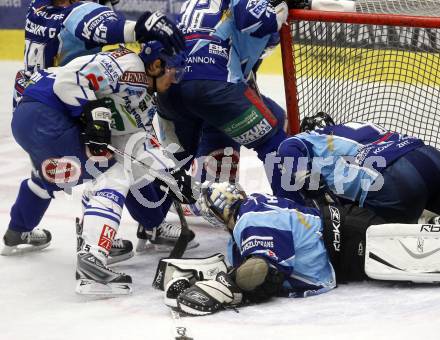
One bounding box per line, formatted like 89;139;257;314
106;144;199;199
106;144;196;258
169;200;194;258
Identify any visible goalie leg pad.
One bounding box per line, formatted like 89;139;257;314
153;253;228;290
365;223;440;283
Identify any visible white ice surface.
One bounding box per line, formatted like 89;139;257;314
1;62;440;340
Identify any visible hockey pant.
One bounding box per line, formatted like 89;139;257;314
364;145;440;223
156;80;287;192
321;203;386;283
9;98;114;232
9;98;174;233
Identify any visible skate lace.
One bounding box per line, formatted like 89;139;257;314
158;222;181;239
112;238;124;248
21;232;31;241
21;229;45;242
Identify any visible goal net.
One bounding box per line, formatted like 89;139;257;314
280;1;440;148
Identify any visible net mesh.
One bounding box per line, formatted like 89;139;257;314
355;0;440;16
288;12;440;148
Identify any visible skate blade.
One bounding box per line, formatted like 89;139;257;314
136;241;200;254
75;279;133;296
1;242;51;256
107;251;134;266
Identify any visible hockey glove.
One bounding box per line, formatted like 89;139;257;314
177;272;243;316
81;99;112;156
153;168;198;204
269;0;289;29
135;11;185;55
234;256;285;303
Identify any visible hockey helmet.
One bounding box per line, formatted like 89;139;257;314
198;182;246;229
139;41;187;83
300;112;335;132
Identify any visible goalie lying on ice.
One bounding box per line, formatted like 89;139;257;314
164;182;440;316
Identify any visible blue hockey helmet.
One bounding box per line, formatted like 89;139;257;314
139;41;187;84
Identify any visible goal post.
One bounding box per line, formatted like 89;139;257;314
280;6;440;148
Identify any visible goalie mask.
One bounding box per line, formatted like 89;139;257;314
198;182;246;229
300;112;335;132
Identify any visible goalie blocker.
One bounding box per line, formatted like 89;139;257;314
321;204;440;283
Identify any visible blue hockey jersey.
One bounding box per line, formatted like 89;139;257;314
277;122;424;205
228;193;336;298
178;0;282;83
23;0;135;74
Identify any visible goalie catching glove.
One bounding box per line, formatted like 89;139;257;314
176;272;243;316
81;98;113;156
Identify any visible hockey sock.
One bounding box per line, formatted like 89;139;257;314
82;189;126;260
9;179;52;232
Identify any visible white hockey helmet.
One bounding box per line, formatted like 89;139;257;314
198;182;246;229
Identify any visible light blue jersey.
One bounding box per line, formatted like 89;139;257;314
277;122;424;205
178;0;281;83
24;0;133;73
228;193;336;298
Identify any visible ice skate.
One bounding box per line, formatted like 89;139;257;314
135;222;199;253
76;217;133;265
1;228;52;256
76;250;133;295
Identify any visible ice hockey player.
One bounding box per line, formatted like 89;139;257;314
14;0;185;107
174;32;283;218
3;43;192;294
276;112;440;223
155;0;290;194
165;182;440;315
14;0;193;257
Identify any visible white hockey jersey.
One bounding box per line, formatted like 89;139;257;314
24;47;175;177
